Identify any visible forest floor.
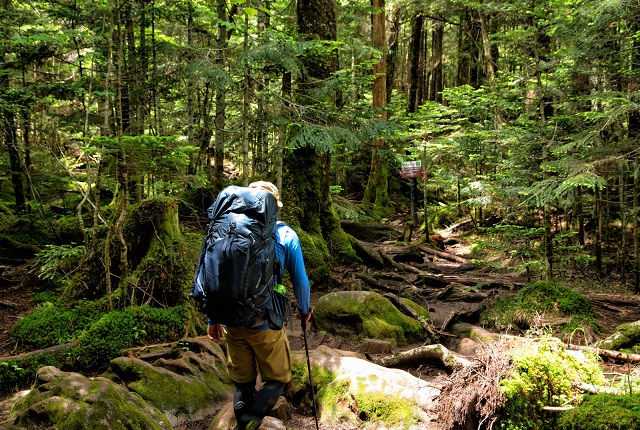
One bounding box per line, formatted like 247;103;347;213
3;224;640;429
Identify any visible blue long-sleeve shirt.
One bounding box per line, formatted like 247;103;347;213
275;222;311;316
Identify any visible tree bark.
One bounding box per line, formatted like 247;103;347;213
407;14;424;114
212;0;228;191
429;19;444;103
242;0;251;185
362;0;391;218
3;108;26;213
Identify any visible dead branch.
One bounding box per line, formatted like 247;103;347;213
566;344;640;364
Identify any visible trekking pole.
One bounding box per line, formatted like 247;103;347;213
301;316;320;430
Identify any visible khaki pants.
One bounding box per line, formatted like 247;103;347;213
224;326;292;384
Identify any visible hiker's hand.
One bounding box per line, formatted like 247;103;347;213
207;323;225;343
300;308;312;325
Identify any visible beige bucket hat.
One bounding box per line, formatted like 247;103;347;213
249;181;283;208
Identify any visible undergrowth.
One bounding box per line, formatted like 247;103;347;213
481;281;597;337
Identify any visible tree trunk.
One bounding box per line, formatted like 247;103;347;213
634;162;639;293
479;10;495;82
619;166;627;278
242;0;251;185
385;4;402;104
456;8;473;87
186;3;196;176
577;186;585;246
3;108;26;213
429;19;443;103
212;0;228;191
595;185;603;273
627;16;640;138
291;0;356;272
362;0;391;218
407;14;423;114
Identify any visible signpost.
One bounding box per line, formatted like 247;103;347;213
401;161;424;227
401;160;422;178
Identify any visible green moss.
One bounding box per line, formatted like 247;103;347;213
354;391;420;427
297;230;332;286
73;306;188;370
318;379;358;425
558;393;640;430
401;298;431;319
54;214;85;243
599;320;640;351
0;354;60;395
498;338;605;430
107;355;230;419
482;281;596;335
73;310;139;369
314;291;428;345
326;220;360;265
7;368;171;430
11;303;98;349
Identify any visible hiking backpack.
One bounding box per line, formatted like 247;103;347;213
190;185;280;327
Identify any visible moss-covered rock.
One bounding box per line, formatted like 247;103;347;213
6;338;232;429
314;291;430;346
106;338;232;426
6;366;172;430
598;320;640;351
481;281;596;336
290;345;440;429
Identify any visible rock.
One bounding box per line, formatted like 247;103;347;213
207;402;286;430
291;345;441;429
359;338;394;355
107;338;232;427
270;396;292;421
451;322;498;342
314;291;430;346
598;320;640;351
6;366;172;430
6;338;233;430
457;338;478;356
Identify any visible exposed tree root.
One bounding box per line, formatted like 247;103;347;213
436;339;514;430
370;343;472;372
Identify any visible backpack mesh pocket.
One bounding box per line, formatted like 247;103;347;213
267;288;290;330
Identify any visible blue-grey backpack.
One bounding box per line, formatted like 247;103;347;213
190;185;279;327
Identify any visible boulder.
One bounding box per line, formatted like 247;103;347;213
107;337;232;426
598;320;640;351
314;291;430;346
6;366;172;430
290;345;441;429
6;338;232;429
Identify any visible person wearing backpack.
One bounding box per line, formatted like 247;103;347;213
204;181;312;430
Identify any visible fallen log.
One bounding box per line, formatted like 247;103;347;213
566;344;640;364
417;244;471;265
0;342;78;362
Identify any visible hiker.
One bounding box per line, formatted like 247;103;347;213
206;181;312;430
